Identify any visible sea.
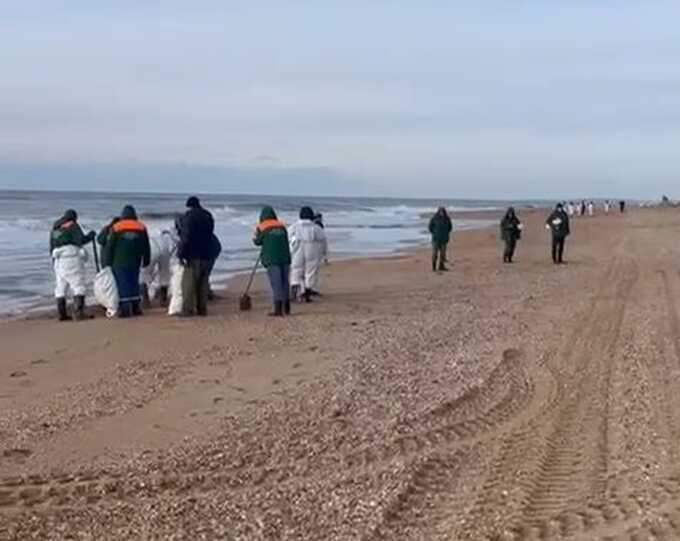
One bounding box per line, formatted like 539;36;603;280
0;190;546;317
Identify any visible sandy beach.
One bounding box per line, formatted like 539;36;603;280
1;207;680;540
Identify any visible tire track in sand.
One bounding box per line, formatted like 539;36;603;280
0;339;537;514
448;255;639;540
361;253;630;541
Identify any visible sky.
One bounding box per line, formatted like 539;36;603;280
1;1;679;199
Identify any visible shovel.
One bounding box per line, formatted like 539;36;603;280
239;255;261;311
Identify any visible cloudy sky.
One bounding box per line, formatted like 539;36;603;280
1;1;679;198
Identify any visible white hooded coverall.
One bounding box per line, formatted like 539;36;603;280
52;245;89;298
289;219;327;292
141;231;175;295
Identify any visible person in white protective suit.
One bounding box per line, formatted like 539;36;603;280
289;206;328;303
141;229;176;307
50;209;96;321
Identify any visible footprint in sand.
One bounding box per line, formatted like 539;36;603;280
30;359;48;365
2;448;32;460
9;371;27;378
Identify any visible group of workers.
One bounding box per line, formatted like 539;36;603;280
49;198;328;321
51;197;626;321
50;196;220;321
428;199;626;270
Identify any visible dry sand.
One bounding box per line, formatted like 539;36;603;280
1;207;680;540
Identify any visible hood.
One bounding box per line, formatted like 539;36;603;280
186;196;200;208
121;205;138;220
63;209;78;221
259;206;277;222
299;206;315;220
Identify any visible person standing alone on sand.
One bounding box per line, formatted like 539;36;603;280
254;206;292;317
178;196;215;316
429;207;452;272
50;209;96;321
102;205;151;318
620;200;626;213
500;207;522;263
546;203;570;264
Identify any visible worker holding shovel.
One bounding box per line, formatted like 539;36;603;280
253;206;292;317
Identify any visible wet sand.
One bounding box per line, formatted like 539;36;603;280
2;207;680;540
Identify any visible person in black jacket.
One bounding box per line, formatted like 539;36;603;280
546;203;570;264
500;207;522;263
178;196;215;316
428;207;453;272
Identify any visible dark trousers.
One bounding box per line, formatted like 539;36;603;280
503;239;517;262
432;242;448;270
183;259;211;315
551;236;566;263
266;265;290;303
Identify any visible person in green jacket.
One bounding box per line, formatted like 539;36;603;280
500;207;522;263
102;205;151;318
253;206;292;316
428;207;453;272
50;209;96;321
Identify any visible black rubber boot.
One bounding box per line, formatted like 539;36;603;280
303;289;313;303
283;300;291;315
118;302;132;319
56;297;69;322
268;301;283;317
159;286;169;307
132;300;143;316
141;283;151;309
73;295;89;321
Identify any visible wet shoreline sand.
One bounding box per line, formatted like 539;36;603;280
2;207;679;539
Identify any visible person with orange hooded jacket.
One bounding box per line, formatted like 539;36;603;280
102;205;151;318
253;206;292;317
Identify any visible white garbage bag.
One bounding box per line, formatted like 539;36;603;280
94;267;119;318
168;263;185;316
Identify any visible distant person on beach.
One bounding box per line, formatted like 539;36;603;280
587;201;595;217
429;207;453;272
102;205;151;318
546;203;570;264
580;200;586;217
50;209;96;321
254;206;292;316
289;206;328;302
620;200;626;213
604;200;611;214
500;207;522;264
178;196;215;316
566;202;575;217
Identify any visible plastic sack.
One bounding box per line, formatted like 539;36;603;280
168;263;185;316
94;267;119;318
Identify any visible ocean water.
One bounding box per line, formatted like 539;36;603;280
0;190;539;316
